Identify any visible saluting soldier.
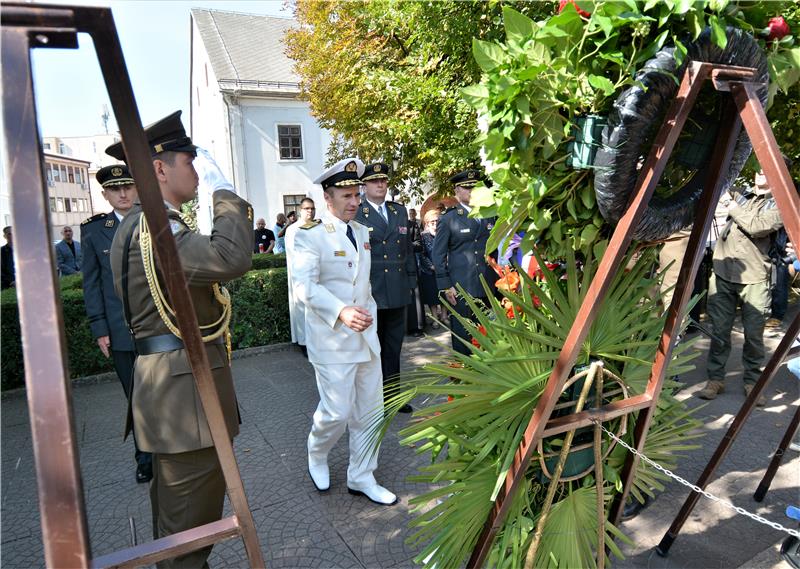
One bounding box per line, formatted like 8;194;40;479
285;196;318;353
81;164;152;483
294;158;396;506
432;169;496;356
107;111;253;568
354;162;416;413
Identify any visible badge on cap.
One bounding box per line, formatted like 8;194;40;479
345;161;358;172
334;250;346;257
111;166;123;177
374;164;382;172
325;223;335;233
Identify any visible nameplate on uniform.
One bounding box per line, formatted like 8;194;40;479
398;226;407;234
460;228;471;233
325;223;335;233
334;250;346;257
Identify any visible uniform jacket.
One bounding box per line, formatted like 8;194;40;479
110;190;253;454
293;211;381;365
1;244;14;289
285;220;316;345
354;200;416;309
432;204;496;298
80;212;134;352
56;239;82;275
713;188;783;285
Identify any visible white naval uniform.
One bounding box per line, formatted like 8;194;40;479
285;221;306;346
293;211;383;488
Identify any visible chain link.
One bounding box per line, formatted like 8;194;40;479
590;419;800;538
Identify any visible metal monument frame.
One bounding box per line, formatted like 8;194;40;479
467;60;800;567
1;3;265;567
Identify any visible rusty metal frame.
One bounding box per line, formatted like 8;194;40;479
468;60;798;567
1;4;265;568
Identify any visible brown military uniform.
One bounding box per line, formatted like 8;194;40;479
110;189;252;568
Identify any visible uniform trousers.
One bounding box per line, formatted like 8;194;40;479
449;295;485;356
111;350;152;472
377;307;406;385
706;274;771;385
308;353;383;488
150;447;225;568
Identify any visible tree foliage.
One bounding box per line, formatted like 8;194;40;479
286;0;556;196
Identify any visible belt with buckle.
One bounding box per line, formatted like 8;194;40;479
135;333;223;355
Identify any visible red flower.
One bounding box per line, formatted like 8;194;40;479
765;16;790;42
558;0;591;18
470;324;488;348
533;295;542;308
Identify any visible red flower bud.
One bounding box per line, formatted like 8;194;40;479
765;16;790;42
558;0;591;18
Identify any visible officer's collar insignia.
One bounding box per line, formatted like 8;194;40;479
388;204;396;213
170;220;183;235
363;207;370;214
345;161;358;172
457;208;464;215
111;166;123;177
247;207;253;222
325;223;336;233
105;219;115;228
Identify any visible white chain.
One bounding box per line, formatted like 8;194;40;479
591;419;800;538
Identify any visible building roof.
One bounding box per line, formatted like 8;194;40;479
43;152;91;165
191;9;300;95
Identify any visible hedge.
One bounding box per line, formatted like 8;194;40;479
1;267;290;391
250;253;286;270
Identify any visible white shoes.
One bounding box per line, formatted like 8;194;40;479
308;457;330;492
347;483;397;506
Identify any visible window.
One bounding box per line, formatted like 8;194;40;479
59;143;67;154
282;194;305;215
64;199;71;212
56;198;65;212
82;198;89;212
43;143;51;150
71;198;78;212
49;197;56;212
46;167;53;187
277;125;303;160
75;169;82;185
60;165;67;181
68;166;75;184
52;163;60;182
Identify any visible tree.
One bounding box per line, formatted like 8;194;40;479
285;0;556;197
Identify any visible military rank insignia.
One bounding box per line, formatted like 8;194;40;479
105;219;115;228
388;204;396;214
334;250;346;257
247;206;254;222
325;223;335;233
170;220;183;235
362;207;370;214
457;209;464;215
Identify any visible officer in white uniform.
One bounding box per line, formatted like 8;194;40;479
285;196;318;351
293;158;396;506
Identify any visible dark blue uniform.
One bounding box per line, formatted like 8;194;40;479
81;211;151;476
355;199;417;385
431;204;496;355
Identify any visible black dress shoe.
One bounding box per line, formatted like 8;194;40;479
398;403;413;414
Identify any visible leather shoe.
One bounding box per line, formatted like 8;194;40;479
347;483;397;505
398;403;413;414
308;458;330;492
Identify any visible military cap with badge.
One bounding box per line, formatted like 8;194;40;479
96;164;135;188
361;162;390;182
313;157;365;190
449;168;483;188
105;110;196;162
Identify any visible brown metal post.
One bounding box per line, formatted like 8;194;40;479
609;95;744;526
1;25;91;568
753;403;800;503
467;61;715;568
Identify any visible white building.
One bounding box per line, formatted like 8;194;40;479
43;134;122;217
189;8;331;233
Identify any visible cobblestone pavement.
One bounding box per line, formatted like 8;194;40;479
2;319;798;568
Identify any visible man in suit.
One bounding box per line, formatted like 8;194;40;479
354;163;416;413
107;111;252;568
294;158;396;506
432;169;496;356
81;164;152;483
1;226;14;289
56;226;82;275
285;197;317;353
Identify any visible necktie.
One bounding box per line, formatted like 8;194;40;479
346;224;358;251
380;204;388;221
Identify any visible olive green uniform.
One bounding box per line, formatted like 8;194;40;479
110;190;253;568
706;189;783;386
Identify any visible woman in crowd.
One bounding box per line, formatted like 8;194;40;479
419;209;446;328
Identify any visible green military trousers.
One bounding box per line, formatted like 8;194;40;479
150;447;226;568
706;273;771;386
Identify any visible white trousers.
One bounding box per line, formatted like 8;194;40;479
307;353;383;487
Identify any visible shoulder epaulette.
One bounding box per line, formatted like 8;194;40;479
300;219;322;230
81;212;108;226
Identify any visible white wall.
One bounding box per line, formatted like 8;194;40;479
235;97;330;228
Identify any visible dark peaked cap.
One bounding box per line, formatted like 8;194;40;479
96;164;134;188
105;110;196;162
362;162;390;182
449;168;483;188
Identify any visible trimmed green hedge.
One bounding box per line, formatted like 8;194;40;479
251;253;286;270
0;267;290;391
